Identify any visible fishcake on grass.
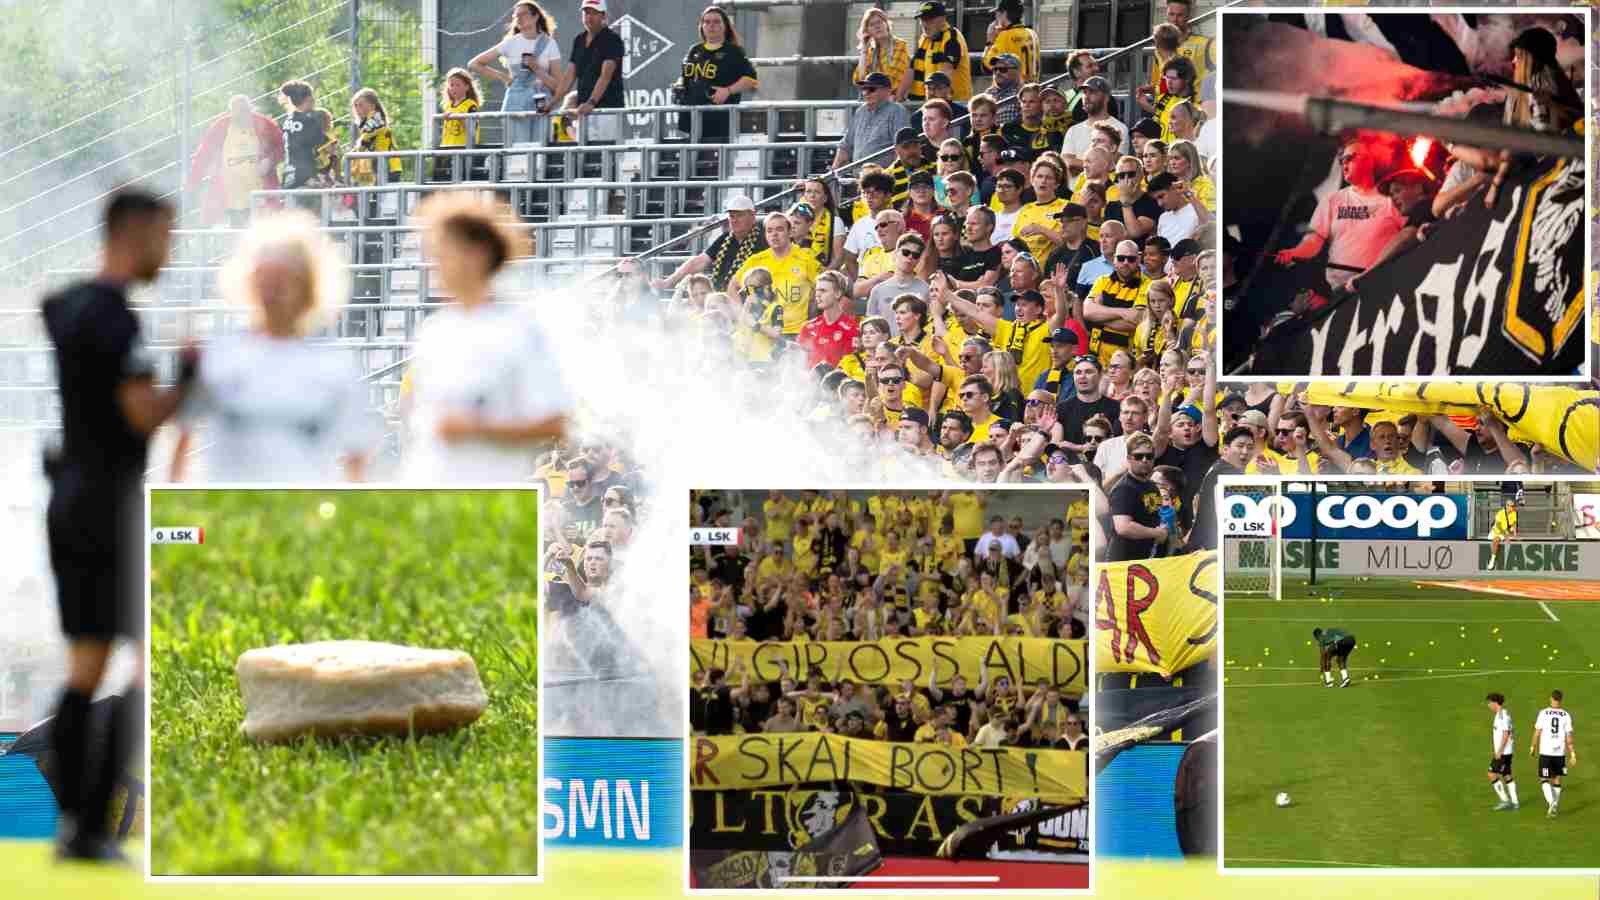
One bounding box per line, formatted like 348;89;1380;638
237;641;488;742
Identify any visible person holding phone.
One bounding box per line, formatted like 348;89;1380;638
470;2;562;145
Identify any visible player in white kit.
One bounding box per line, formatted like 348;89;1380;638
1273;141;1405;290
170;212;379;482
1531;689;1576;818
1484;692;1520;811
402;193;570;482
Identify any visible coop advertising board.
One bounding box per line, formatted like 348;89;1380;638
1225;538;1600;578
1223;493;1470;541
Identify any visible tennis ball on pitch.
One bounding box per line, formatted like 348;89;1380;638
318;502;337;519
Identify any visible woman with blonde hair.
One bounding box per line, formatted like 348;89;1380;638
170;211;376;481
1102;348;1137;401
1132;281;1178;369
402;193;571;481
981;349;1024;422
1165;139;1214;213
854;8;911;102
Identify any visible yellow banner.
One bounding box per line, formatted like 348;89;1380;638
689;733;1086;805
1291;381;1600;469
690;637;1087;696
1095;550;1217;677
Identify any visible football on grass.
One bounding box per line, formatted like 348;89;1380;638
1275;792;1292;807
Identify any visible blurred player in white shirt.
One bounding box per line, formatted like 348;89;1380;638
170;212;378;482
1531;689;1576;818
1484;692;1519;811
1273;141;1404;290
402;194;570;482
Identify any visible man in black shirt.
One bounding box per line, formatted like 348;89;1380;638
1105;155;1162;243
1108;433;1167;561
951;208;1002;289
1155;404;1219;516
1054;354;1121;449
648;194;766;293
560;0;626;118
1044;202;1096;290
43;190;194;863
1186;426;1254;552
692;667;738;734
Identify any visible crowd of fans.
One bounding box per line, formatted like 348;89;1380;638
688;490;1089;750
539;439;647;613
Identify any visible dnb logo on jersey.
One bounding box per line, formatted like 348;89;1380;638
1225;494;1467;540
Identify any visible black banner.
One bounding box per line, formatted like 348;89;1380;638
1240;155;1585;376
691;787;1089;861
691;803;883;889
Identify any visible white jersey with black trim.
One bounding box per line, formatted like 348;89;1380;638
1534;707;1573;756
1491;707;1514;754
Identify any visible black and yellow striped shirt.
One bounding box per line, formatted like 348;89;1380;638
1172;276;1203;321
909;26;972;101
1087;271;1150;363
885;158;938;206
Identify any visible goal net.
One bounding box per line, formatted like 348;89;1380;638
1222;482;1283;600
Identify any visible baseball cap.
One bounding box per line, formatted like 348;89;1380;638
725;194;755;212
991;52;1021;70
1169;238;1201;260
1015;289;1045;307
917;0;948;18
1175;404;1204;422
928;71;952;87
1052;202;1087;220
1238;410;1268;429
895;126;921;146
580;0;606;10
901;408;931;427
909;170;935;188
1047;327;1078;344
1040;85;1065;99
789;201;816;219
856;72;893;90
1081;75;1110;93
1132;117;1163;139
997;146;1031;165
981;0;1025;14
1220;391;1248;410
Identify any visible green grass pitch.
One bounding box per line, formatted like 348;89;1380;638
1223;576;1599;869
149;489;540;876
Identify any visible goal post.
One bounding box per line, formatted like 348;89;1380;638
1221;481;1283;600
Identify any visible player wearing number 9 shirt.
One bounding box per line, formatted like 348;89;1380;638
1532;689;1576;818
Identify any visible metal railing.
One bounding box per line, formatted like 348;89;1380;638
420;100;859;152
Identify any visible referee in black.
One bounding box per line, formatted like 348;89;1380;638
42;189;196;862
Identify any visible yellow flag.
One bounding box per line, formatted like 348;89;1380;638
1095;550;1217;677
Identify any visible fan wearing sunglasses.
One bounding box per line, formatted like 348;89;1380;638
1081;239;1149;365
1268;410;1321;475
863;233;930;329
1107;431;1167;562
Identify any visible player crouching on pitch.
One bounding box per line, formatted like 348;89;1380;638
1532;690;1576;819
1312;627;1356;688
1487;496;1518;571
1486;692;1520;811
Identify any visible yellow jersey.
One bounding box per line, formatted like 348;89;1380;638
734;247;822;336
949;492;984;538
1493;508;1518;534
966;411;1002;445
983;25;1039;83
764;497;796;543
1012;198;1066;264
991;316;1052;395
909;26;973;101
1087;272;1149;364
441;97;478;147
1373;456;1423;476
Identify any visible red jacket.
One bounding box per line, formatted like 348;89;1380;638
187;111;284;224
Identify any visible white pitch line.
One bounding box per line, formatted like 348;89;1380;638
1539;601;1560;622
1227;597;1578;605
1227;617;1551;623
1229;666;1599;675
1225;857;1401;869
1227;670;1507;689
